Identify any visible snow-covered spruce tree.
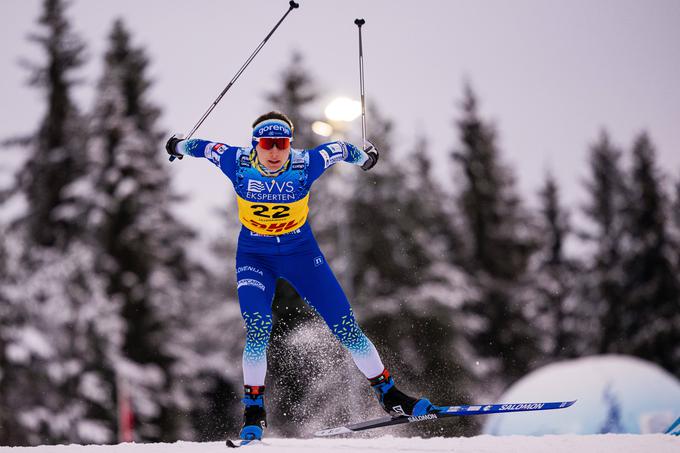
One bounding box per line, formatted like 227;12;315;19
1;237;121;445
0;0;123;445
620;133;680;375
672;177;680;352
528;174;585;360
266;52;319;151
334;108;477;437
346;106;430;297
672;176;680;272
410;135;467;266
451;84;541;391
579;130;629;355
15;0;87;249
0;226;27;446
85;19;221;441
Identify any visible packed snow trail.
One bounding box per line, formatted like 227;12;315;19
1;435;678;453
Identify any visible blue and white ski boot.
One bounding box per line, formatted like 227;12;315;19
239;385;267;442
369;369;437;417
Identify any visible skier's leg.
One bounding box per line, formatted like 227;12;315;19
236;257;276;387
283;249;437;417
282;251;384;378
235;255;276;440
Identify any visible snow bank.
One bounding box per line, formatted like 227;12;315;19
485;355;680;435
1;435;678;453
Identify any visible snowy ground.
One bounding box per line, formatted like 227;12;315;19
1;435;678;453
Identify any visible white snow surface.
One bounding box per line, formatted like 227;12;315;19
0;435;678;453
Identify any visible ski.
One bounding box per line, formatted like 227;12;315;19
314;400;576;437
666;416;680;436
226;438;262;448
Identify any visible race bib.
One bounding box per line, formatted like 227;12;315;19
236;194;310;236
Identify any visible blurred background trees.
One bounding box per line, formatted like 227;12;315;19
1;0;678;445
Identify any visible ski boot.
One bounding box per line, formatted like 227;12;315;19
239;385;267;441
369;369;437;417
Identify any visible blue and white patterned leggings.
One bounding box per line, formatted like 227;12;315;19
235;233;384;386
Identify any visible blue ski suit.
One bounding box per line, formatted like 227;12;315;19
178;138;385;386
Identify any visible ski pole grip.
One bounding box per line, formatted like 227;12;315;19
289;1;300;9
355;18;365;27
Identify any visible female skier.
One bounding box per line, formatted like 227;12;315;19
165;111;435;441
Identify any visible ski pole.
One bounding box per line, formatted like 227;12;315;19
354;18;367;150
170;1;300;161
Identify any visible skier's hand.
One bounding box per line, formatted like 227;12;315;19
361;141;379;171
165;134;185;160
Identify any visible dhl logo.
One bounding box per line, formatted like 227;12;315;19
247;219;300;234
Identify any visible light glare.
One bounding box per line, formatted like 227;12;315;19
312;121;334;137
324;97;361;122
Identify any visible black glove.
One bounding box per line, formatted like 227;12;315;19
165;135;184;160
361;141;379;171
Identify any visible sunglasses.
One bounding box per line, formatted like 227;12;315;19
257;137;290;150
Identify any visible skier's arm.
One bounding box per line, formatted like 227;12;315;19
308;140;379;181
165;136;238;179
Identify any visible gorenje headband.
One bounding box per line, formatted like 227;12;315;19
252;119;293;140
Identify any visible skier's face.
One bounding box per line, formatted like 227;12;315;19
256;139;291;171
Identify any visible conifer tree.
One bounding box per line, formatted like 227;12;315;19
17;0;88;249
0;1;122;445
5;243;121;445
410;136;466;264
451;85;540;388
0;227;27;446
530;174;584;359
672;176;680;269
340;110;476;436
266;52;319;149
620;133;680;375
580;131;629;354
347;107;430;296
85;19;217;441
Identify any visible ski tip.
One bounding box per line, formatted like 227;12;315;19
664;416;680;435
226;438;262;448
314;426;352;437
